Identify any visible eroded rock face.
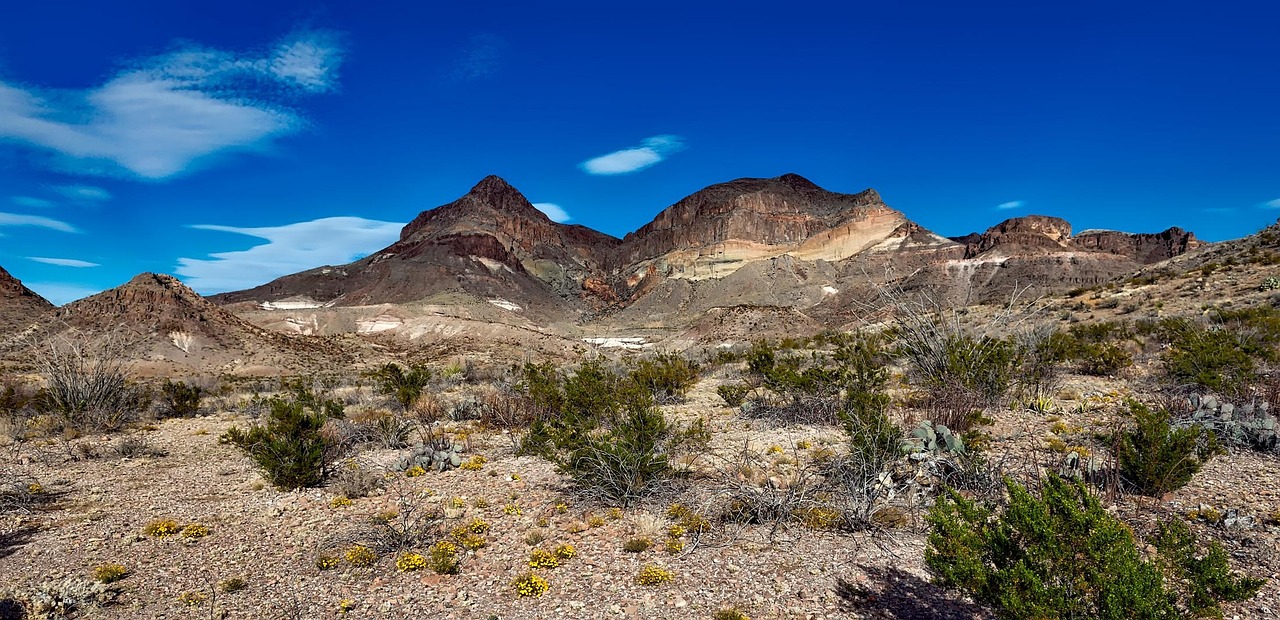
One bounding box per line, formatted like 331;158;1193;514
953;216;1203;266
955;215;1074;258
1072;227;1204;264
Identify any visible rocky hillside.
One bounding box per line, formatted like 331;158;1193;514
0;266;53;344
55;273;346;374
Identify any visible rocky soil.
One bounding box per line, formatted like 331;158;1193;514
2;369;1278;619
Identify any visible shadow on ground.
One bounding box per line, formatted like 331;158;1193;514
837;565;991;619
0;525;36;560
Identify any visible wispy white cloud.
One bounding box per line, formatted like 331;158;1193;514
28;256;99;267
11;196;53;208
995;200;1025;210
1263;198;1280;209
0;212;78;233
176;216;405;293
581;135;685;175
0;29;343;180
53;185;111;202
532;202;571;223
447;33;505;82
23;282;102;306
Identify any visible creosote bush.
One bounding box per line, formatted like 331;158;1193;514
157;379;204;418
367;363;432;411
515;360;696;506
629;353;701;403
221;385;345;489
927;474;1262;620
1117;401;1220;496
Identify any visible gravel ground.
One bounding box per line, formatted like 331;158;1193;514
1;375;1276;619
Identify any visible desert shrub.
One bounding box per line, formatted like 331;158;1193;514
351;409;413;449
927;474;1260;620
1211;306;1280;360
157;379;203;418
217;577;247;593
142;518;180;537
0;470;50;514
713;607;751;620
622;537;653;553
330;460;384;498
1078;342;1134;376
33;331;151;433
512;572;549;597
716;383;749;407
1117;401;1220;496
428;540;460;574
1151;519;1265;618
560;406;677;506
91;564;128;584
514;361;683;505
221;386;345;489
111;435;167;458
823;406;905;529
629;353;700;403
1160;321;1257;395
365;491;442;553
479;385;539;431
367;363;431;411
897;326;1017;431
635;564;674;586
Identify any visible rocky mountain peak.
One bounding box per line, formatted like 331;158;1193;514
0;266;52;308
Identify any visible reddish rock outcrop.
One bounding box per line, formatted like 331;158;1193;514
1072;227;1204;264
0;265;53;338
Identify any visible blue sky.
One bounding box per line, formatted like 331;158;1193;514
0;1;1277;304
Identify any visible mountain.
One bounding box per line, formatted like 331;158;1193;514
211;175;1207;344
55;273;346;374
213;176;620;321
0;266;54;342
607;173;957;298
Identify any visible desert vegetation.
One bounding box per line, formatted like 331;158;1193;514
1;289;1279;619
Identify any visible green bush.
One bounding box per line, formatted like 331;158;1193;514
1153;519;1264;618
221;387;344;489
1117;401;1220;496
927;474;1261;620
368;363;432;411
514;360;681;505
1078;342;1134;376
561;406;675;506
1161;321;1256;395
716;384;749;407
158;380;203;418
629;353;700;403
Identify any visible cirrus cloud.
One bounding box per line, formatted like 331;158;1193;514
176;216;405;293
1263;198;1280;209
28;256;98;267
0;212;78;233
580;135;686;175
0;29;344;180
995;200;1025;210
